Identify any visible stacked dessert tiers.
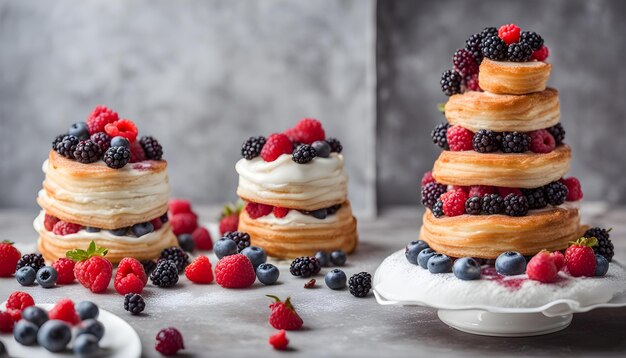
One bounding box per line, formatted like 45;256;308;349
235;118;358;258
421;24;585;259
35;106;177;263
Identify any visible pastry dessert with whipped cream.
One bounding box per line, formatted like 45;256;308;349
235;118;358;258
421;24;585;259
35;105;177;263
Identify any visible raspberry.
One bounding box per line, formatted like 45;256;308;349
529;129;556;153
560;177;583;201
151;217;163;231
565;237;597;277
273;207;290;218
0;311;14;333
551;251;566;271
185;255;214;284
0;241;21;277
498;24;521;45
267;296;304;330
6;291;35;311
68;241;113;293
527;251;558;283
114;257;147;295
497;187;522;197
86;105;119;135
43;213;60;231
269;330;289;351
284;118;326;144
468;185;496;198
192;226;213;250
52;221;82;236
440;69;462;96
52;258;76;285
450;185;469;194
531;45;550;61
219;214;239;236
431;122;450;150
245;202;273;219
466;73;480;91
215;254;256;288
129;140;146;163
6;309;21;322
447;125;474;151
170;213;198;236
440;190;468;217
452;48;479;77
48;298;81;325
169;199;192;216
104;119;138;142
90;131;111;152
261;133;293;162
140;136;163;160
155;327;185;356
421;182;447;209
421;171;435;187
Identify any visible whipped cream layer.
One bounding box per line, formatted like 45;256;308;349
255;206;342;226
236;153;348;210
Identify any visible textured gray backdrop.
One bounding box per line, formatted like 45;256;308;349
1;0;625;217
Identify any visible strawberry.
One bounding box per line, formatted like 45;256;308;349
269;330;289;351
114;257;147;295
218;202;242;236
565;237;597;277
0;240;21;277
6;291;35;311
67;241;113;293
527;251;558;283
184;255;214;284
48;298;81;325
267;295;303;331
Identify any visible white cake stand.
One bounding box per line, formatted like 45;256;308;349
373;250;626;337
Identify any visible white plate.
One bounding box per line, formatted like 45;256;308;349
0;303;141;358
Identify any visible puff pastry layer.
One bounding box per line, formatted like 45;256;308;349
478;59;552;95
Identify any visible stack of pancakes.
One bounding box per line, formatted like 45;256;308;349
421;59;583;259
35;150;177;263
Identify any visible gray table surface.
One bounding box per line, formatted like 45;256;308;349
0;204;625;358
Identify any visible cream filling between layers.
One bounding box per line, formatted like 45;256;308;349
255;208;341;226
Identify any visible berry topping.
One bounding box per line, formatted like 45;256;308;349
155;327;185;356
52;258;76;285
269;330;289;351
465;73;480;91
446;125;474;151
529;129;556;153
503;194;529;216
500;131;530;153
421;182;447;210
349;272;372;298
520;31;544;51
55;135;80;159
560;177;583;201
219;202;241;235
267;295;304;330
584;227;613;262
527;251;558;283
104;119;138;142
241;136;266;160
245;202;273;219
311;140;331;158
292;144;317;164
440;189;468;217
150;260;179;288
440;69;462;96
68;122;90;141
472;129;499;153
159;246;189;273
432;199;444;217
139;136;163;160
261;133;293;162
111;136;130;149
185;255;214;284
73;139;102;163
452;48;479;77
531;45;550;61
498;24;521;45
565;237;598;277
6;291;35;311
284;118;326;144
273;206;290;218
215;254;256;289
468;185;496;198
16;253;45;273
86;105;119;134
495;251;527;276
522;187;548;210
52;221;82;236
124;293;146;315
507;42;533;62
103;146;131;169
326;137;343;153
465;196;483;215
67;241;112;293
192;226;213;251
481;35;507;61
289;256;321;278
0;241;21;277
431;122;450;150
453;257;481;280
481;193;504;215
543;181;568;206
48;299;80;325
114;257;148;295
170;212;198;236
465;32;485;63
90;132;111;153
421;171;436;187
129;140;146;163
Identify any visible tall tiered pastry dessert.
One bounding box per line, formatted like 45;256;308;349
235;118;358;258
35;106;177;263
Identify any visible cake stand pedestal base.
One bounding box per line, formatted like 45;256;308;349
437;309;572;337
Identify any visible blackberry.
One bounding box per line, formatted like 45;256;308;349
140;136;163;160
472;129;499;153
103;146;130;169
482;27;498;38
289;256;321;278
503;194;529;217
52;134;66;150
500;131;530;153
522;188;548;209
326;204;342;216
73;140;102;164
465;196;483;215
465;33;484;63
348;272;372;298
432;199;444;218
507;42;533;62
584;227;614;262
158;246;189;273
482;193;504;215
543;181;568;206
141;259;157;276
292;144;317;164
480;35;507;61
326;138;343;153
520;31;544;51
421;182;447;209
16;253;45;272
440;69;462;96
452;49;478;77
223;231;251;252
90;132;111;152
547;123;566;145
124;293;145;315
431;122;450;150
241;136;266;160
149;260;179;288
56;135;80;159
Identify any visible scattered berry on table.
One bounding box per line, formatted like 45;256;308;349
48;299;80;325
55;135;80;159
241;246;267;269
43;213;60;231
177;233;195;252
584;227;613;262
529;129;556;153
565;237;598;277
465;196;483;215
90;132;111;152
256;263;280;285
67;241;113;293
427;254;452;274
223;231;251;253
527;251;558;283
453;257;481;280
219;202;241;236
498;23;520;45
267;295;304;330
155;327;185;356
472;129;499;153
292;144;317;164
6;291;35;311
159;246;189;273
432;199;445;217
447;125;474;151
405;240;430;265
289;256;321;278
185;255;214;284
150;260;179;288
269;330;289;351
312;140;331;158
214;238;238;259
261;133;293;162
431;122;450;150
73;139;102;164
139;136;163;160
440;69;462;96
560;177;583;201
452;48;479;77
87;105;119;134
73;333;100;356
284;118;326;145
0;311;14;333
330;250;347;266
103;146;131;169
421;171;436;187
507;42;533;62
110;136;130;149
215;254;256;289
168;198;192;216
52;221;82;236
170;212;198;236
141;259;158;276
551;251;566;271
36;266;58;289
0;240;21;277
522;187;548;210
245;202;273;219
418;248;436;269
104;119;138;142
22;306;49;327
595;254;609;277
325;269;347;290
37;320;72;353
543;181;568;206
14;319;39;345
304;278;316;289
495;251;527;276
503;194;529;216
500;131;530;153
77;319;105;341
520;31;544;51
16;253;45;273
115;257;148;295
441;190;468;217
124;293;146;315
16;266;36;286
349;272;372;298
481;193;504;215
314;251;331;267
531;45;550;61
241;136;267;160
421;182;447;209
75;301;99;321
480;35;507;61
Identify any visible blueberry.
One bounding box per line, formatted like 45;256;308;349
73;333;100;357
595;254;609;277
37;320;71;352
131;222;154;237
312;140;331;158
110;227;129;236
495;251;527;276
176;233;195;252
110;136;130;149
214;238;238;259
36;266;58;288
325;268;347;290
77;319;105;341
68;122;89;141
417;248;436;269
16;266;37;286
22;306;49;327
314;251;331;267
405;240;429;265
85;227;100;233
256;263;279;285
453;257;481;280
310;208;328;219
427;254;452;273
330;250;347;266
75;301;99;320
241;246;267;268
14;320;39;345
